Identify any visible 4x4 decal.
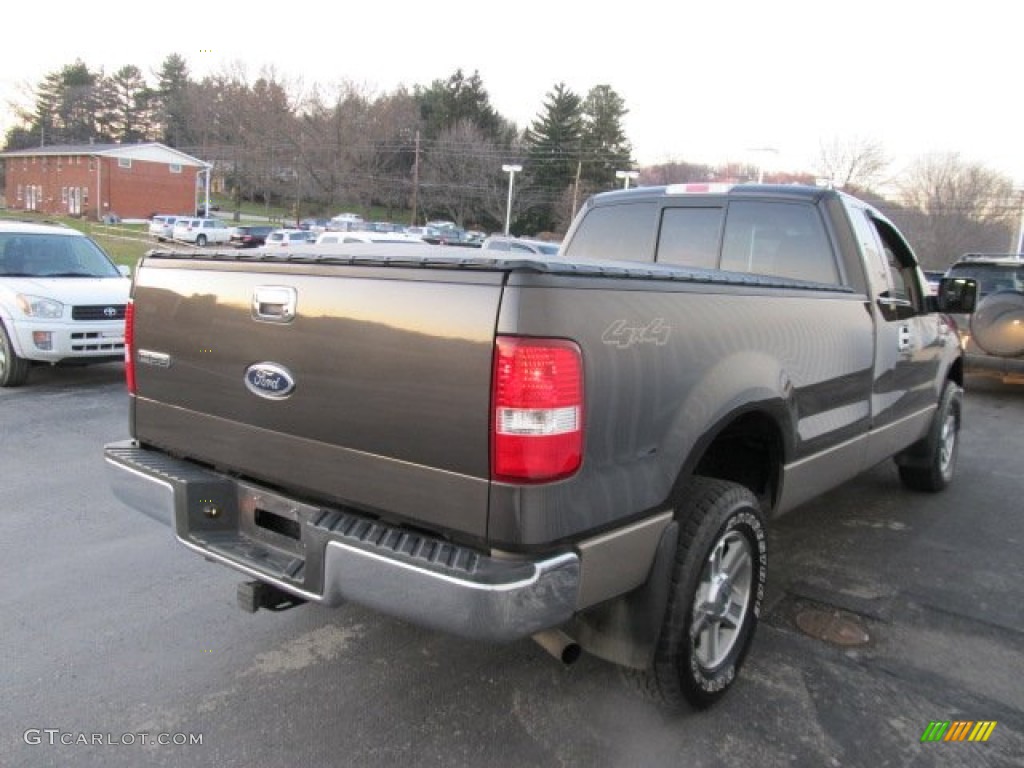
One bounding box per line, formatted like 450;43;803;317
601;318;671;348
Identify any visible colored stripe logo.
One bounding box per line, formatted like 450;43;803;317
920;721;997;742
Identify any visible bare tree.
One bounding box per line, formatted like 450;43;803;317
816;136;888;191
418;120;502;227
298;81;380;214
894;153;1015;268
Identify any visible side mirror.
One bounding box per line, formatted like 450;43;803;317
118;265;132;278
935;277;978;314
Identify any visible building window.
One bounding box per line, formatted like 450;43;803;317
16;184;22;201
169;163;182;174
62;187;68;203
118;158;132;169
82;186;89;203
76;156;81;165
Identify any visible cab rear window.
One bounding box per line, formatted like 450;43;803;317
562;202;657;263
720;201;837;284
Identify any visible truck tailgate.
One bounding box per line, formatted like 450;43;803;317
130;256;504;539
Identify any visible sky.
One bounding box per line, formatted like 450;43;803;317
3;0;1022;185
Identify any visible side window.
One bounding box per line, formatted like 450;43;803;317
562;202;658;263
720;201;838;284
846;206;921;319
656;207;723;268
871;215;923;319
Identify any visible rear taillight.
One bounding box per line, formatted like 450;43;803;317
124;299;136;394
491;336;583;483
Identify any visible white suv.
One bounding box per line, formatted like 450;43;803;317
0;220;130;386
262;229;314;248
172;217;232;246
148;214;181;241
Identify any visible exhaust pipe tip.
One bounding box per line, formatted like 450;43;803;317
532;629;582;665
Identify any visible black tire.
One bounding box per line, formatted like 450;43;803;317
195;234;208;247
897;381;962;492
624;477;767;711
0;322;31;387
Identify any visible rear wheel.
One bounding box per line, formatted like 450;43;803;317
898;381;962;492
624;477;766;711
0;323;31;387
195;234;208;246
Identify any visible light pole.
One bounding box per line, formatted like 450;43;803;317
615;170;639;189
502;164;522;236
747;146;778;184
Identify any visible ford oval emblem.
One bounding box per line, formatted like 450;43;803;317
244;362;296;399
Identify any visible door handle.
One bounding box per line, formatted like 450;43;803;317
252;286;297;323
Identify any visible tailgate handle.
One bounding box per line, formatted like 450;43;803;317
252;286;296;323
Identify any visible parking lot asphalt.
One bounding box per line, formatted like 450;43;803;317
1;364;1021;768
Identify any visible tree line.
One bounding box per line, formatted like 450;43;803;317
3;55;632;235
4;56;1020;264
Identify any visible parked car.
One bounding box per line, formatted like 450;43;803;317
944;253;1024;382
148;215;181;242
405;226;443;239
0;220;130;387
425;219;457;230
327;213;365;232
481;235;561;256
262;229;315;248
229;225;275;248
421;227;480;247
172;217;232;246
299;218;331;236
315;231;424;245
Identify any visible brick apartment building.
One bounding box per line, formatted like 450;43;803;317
0;142;210;220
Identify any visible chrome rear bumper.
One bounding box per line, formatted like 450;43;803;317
104;440;579;642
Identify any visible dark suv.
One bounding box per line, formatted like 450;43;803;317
945;253;1024;382
229;225;275;248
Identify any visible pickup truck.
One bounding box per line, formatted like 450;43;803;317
104;183;977;711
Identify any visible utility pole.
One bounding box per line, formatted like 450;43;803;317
410;130;420;226
572;159;582;219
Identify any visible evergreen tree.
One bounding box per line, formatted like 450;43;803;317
3;125;38;151
580;85;632;189
56;60;104;144
33;69;62;146
415;69;504;142
105;65;153;143
17;61;106;146
154;53;193;148
522;82;584;233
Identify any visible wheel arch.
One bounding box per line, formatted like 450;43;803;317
671;401;791;517
658;351;796;517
